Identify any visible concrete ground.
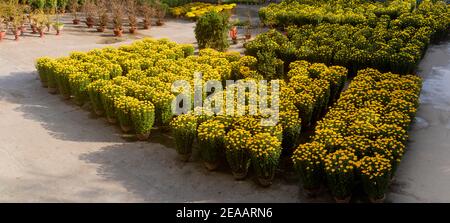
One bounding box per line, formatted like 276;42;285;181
0;6;304;203
0;7;449;202
387;41;450;203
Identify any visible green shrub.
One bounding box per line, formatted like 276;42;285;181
194;11;230;52
57;0;68;11
31;0;46;10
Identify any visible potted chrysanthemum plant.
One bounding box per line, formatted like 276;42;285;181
87;79;109;116
292;142;326;197
130;100;155;141
249;132;282;187
170;113;198;162
224;128;252;180
197;119;227;171
100;84;126;124
324;149;357;203
358;154;392;203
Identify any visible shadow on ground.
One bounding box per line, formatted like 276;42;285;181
0;71;124;143
78;140;319;202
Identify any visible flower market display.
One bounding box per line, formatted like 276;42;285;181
168;59;346;186
170;2;236;20
292;68;422;202
36;37;350;188
32;0;440;202
248;0;449;74
259;0;443;28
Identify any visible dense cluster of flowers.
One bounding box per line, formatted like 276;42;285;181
170;2;236;19
285;60;347;128
169;113;198;159
35;38;240;140
292;68;422;201
248;0;449;74
167;60;345;185
259;0;448;30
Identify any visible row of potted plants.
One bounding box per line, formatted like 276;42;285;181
292;68;422;202
35;39;251;139
247;0;449;75
70;0;169;37
36;37;350;187
259;0;417;27
0;2;65;41
168;60;348;187
170;2;237;20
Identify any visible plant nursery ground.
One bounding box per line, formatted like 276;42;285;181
1;8;450;203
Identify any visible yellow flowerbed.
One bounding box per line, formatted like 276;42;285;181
292;68;422;200
171;3;237;19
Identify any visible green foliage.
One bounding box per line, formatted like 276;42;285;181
255;50;284;80
194;11;230;52
57;0;68;10
31;0;46;10
45;0;57;11
161;0;190;7
180;44;195;57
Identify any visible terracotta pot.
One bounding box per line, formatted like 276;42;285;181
232;170;248;180
48;87;58;94
178;153;191;162
86;18;95;28
120;124;132;133
143;20;150;29
369;194;386;203
334;195;352;203
97;26;105;32
136;132;150;141
107;117;117;124
13;29;21;41
73;19;80;25
0;31;5;41
113;29;123;37
31;24;37;34
20;26;26;35
53;24;64;35
204;161;220;171
156;20;164;26
38;30;44;38
129;27;137;34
